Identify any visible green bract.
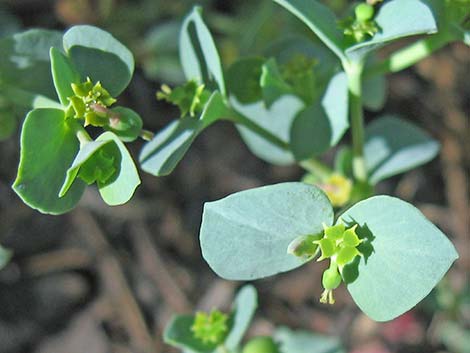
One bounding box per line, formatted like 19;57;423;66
13;25;142;214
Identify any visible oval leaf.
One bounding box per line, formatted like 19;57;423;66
290;72;348;160
233;95;304;166
200;182;334;280
105;106;143;142
226;57;264;104
63;25;134;96
365;115;440;184
346;0;438;60
13;108;86;214
95;132;140;206
273;0;346;61
180;7;225;95
225;285;258;350
341;195;458;321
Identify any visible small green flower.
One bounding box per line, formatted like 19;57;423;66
338;2;380;43
314;238;337;261
320;263;342;304
191;309;229;345
157;80;211;118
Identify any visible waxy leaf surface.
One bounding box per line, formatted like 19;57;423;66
341;196;458;321
200;182;333;280
365;116;440;183
140;92;228;176
63;25;134;96
50;47;80;105
180;7;225;95
13;108;86;214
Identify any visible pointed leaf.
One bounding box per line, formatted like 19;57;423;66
200;182;334;280
273;0;346;60
95;132;140;206
365;116;440;184
290;72;348;160
50;47;80;106
140;92;228;176
63;25;134;96
341;196;458;321
260;58;294;107
225;285;258;350
180;7;225;95
13;108;86;214
346;0;438;60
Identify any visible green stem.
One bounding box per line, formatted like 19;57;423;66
344;60;367;182
68;119;92;147
365;33;451;77
299;158;332;180
224;109;289;151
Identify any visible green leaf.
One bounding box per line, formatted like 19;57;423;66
180;7;225;95
63;25;134;96
0;29;63;99
273;0;346;61
140;92;228;176
50;47;80;106
200;182;334;280
164;315;219;353
12;108;86;214
341;196;458;321
226;57;264;104
275;327;345;353
225;285;258;350
346;0;438;60
104;106;143;142
232;95;304;166
290;72;348;160
365;115;440;184
260;58;294;107
95;132;140;206
0;245;12;270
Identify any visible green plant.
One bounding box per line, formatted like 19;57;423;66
4;0;467;322
164;285;345;353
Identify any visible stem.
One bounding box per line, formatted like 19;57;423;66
299;158;332;180
224;109;289;151
365;33;451;77
68;119;92;147
344;60;367;182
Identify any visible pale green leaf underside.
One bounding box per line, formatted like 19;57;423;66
225;285;258;350
180;6;225;95
139;92;228;176
96;132;140;206
346;0;438;59
232;95;304;166
13;108;86;214
275;327;345;353
342;196;458;321
63;25;134;96
365;115;440;184
200;182;333;280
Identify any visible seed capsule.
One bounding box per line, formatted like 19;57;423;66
355;3;375;22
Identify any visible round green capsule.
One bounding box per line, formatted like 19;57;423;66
355;3;375;22
322;266;342;290
242;337;279;353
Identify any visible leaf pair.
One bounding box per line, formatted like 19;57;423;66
13;26;141;214
200;182;458;321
